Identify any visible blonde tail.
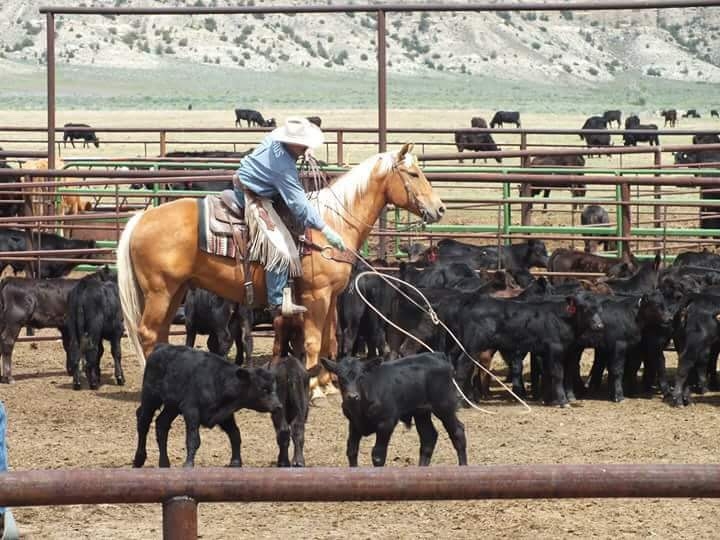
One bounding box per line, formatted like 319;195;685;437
117;212;147;366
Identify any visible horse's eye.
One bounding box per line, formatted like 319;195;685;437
407;171;419;178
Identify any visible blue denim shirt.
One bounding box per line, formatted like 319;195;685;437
235;136;326;230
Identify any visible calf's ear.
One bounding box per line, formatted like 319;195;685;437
320;357;338;374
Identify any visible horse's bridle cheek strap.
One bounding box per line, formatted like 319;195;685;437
393;164;421;211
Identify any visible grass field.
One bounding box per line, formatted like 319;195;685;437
2;62;720;112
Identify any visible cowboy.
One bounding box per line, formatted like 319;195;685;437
234;117;346;316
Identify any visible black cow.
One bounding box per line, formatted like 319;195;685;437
602;254;662;296
452;292;605;406
623;115;659;146
62;123;100;149
661;109;678;127
184;288;252;365
581;205;614;253
580;116;611;155
454;130;502;163
0;156;25;218
337;265;395;358
682;109;701;118
712;110;719;119
265;355;320;467
673;250;720;269
670;294;720;406
23;232;96;279
490;111;521;128
0;277;78;383
133;343;281;468
471;116;488;128
584;292;673;402
436;238;549;271
521;154;586;210
234;108;267;127
0;228;30;274
321;353;467;467
306;116;322;128
65;268;125;390
602;110;622;128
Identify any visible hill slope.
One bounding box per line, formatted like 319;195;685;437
2;0;720;83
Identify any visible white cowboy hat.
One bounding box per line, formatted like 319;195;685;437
271;117;324;149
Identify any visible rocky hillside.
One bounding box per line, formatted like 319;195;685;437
2;0;720;83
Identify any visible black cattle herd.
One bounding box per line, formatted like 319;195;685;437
2;107;720;469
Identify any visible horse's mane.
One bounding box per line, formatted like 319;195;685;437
309;150;406;231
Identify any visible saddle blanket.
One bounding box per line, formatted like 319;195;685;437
197;196;238;259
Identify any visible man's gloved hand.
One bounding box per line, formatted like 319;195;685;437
322;225;346;251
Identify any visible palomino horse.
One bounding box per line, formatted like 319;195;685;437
117;143;445;392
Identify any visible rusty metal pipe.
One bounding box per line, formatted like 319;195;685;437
2;465;720;507
163;497;197;540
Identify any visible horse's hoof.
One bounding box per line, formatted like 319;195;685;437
116;376;125;386
73;382;82;391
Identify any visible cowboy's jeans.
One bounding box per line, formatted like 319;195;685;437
266;267;289;306
0;401;7;517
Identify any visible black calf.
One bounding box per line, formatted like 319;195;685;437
184;288;252;365
322;353;467;467
65;268;125;390
133;344;281;468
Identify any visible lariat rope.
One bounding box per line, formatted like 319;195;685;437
299;155;531;413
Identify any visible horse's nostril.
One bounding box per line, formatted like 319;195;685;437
438;206;446;216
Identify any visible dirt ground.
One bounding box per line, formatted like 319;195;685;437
2;331;720;540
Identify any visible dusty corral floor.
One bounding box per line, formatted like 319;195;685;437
3;331;720;540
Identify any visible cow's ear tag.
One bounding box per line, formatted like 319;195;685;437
566;302;577;315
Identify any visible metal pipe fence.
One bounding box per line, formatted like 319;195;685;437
1;465;719;539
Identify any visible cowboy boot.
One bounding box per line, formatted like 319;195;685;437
281;287;307;317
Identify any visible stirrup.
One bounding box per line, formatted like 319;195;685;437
281;287;307;317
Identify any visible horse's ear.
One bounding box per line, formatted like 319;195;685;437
397;142;414;162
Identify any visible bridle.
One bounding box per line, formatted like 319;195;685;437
392;159;432;224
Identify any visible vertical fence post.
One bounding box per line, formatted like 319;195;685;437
162;496;197;540
46;11;56;171
519;132;532;227
377;9;387;261
621;180;632;262
654;148;662;252
336;130;344;166
159;131;167;157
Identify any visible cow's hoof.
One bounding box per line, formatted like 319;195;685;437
277;460;291;468
73;382;82;391
228;460;242;468
132;453;146;468
566;392;577;403
670;397;684;408
0;376;14;384
292;460;305;468
116;376;125;386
